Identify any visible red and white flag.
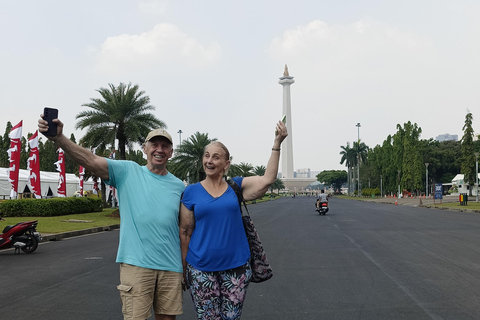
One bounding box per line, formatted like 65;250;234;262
92;176;99;195
79;165;85;196
55;147;66;197
7;120;22;199
27;130;41;199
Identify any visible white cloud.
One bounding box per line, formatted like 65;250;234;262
93;23;221;75
269;18;435;76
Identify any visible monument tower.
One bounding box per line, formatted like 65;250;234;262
278;65;295;178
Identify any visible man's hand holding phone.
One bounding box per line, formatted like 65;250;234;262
39;107;60;138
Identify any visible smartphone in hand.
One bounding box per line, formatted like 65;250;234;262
42;107;58;137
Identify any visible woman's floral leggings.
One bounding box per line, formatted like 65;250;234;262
186;263;252;320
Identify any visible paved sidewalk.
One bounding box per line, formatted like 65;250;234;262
362;195;457;206
356;194;480;213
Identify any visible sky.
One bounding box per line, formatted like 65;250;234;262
1;0;480;173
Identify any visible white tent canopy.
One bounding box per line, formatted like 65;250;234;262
0;167;94;198
445;173;480;196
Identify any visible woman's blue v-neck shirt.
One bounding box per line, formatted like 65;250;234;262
181;177;250;272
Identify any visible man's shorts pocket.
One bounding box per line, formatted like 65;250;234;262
117;284;133;315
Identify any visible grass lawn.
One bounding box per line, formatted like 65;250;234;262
430;201;480;210
247;194;282;204
1;208;120;234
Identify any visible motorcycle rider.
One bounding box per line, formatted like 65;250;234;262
316;189;328;210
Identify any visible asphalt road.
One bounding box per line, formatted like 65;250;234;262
2;197;480;319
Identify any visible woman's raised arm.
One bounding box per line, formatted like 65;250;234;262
241;120;288;201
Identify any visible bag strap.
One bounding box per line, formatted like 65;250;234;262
227;179;250;216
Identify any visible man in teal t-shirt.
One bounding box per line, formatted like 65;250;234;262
39;115;185;320
105;159;184;272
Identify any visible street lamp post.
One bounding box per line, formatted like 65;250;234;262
475;152;479;202
177;130;183;146
356;123;361;196
425;163;429;198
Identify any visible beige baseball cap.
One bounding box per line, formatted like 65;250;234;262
145;128;173;145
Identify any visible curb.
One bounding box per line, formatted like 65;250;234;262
41;224;120;242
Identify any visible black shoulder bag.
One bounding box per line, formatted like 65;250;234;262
227;179;273;283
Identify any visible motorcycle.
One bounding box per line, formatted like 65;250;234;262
316;201;329;215
0;217;42;254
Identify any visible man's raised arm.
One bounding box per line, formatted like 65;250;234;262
38;115;109;180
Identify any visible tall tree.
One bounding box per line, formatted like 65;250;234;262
64;133;78;174
0;122;12;167
340;142;356;194
76;82;165;160
38;138;58;172
461;112;475;196
362;147;381;190
436;140;461;183
379;135;398;194
353;140;369;194
399;122;423;193
392;125;405;190
391;122;423;193
316;170;347;192
19;136;28;170
169;132;215;183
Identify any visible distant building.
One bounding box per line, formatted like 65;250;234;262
436;133;458;142
295;168;311;178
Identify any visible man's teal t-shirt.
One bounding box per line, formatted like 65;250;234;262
104;159;185;273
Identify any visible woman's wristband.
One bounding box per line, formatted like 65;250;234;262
272;148;280;151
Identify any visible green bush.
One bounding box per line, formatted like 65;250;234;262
360;188;381;197
0;197;103;217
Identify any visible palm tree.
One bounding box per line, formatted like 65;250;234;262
230;162;254;177
227;163;242;178
353;140;369;194
270;178;285;194
76;82;165;160
169;132;215;183
340;142;356;194
253;165;266;176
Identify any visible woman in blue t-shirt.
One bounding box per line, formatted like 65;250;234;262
180;119;287;320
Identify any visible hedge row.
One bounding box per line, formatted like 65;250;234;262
360;188;382;197
0;197;103;217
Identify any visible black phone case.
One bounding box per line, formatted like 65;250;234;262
42;107;58;137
